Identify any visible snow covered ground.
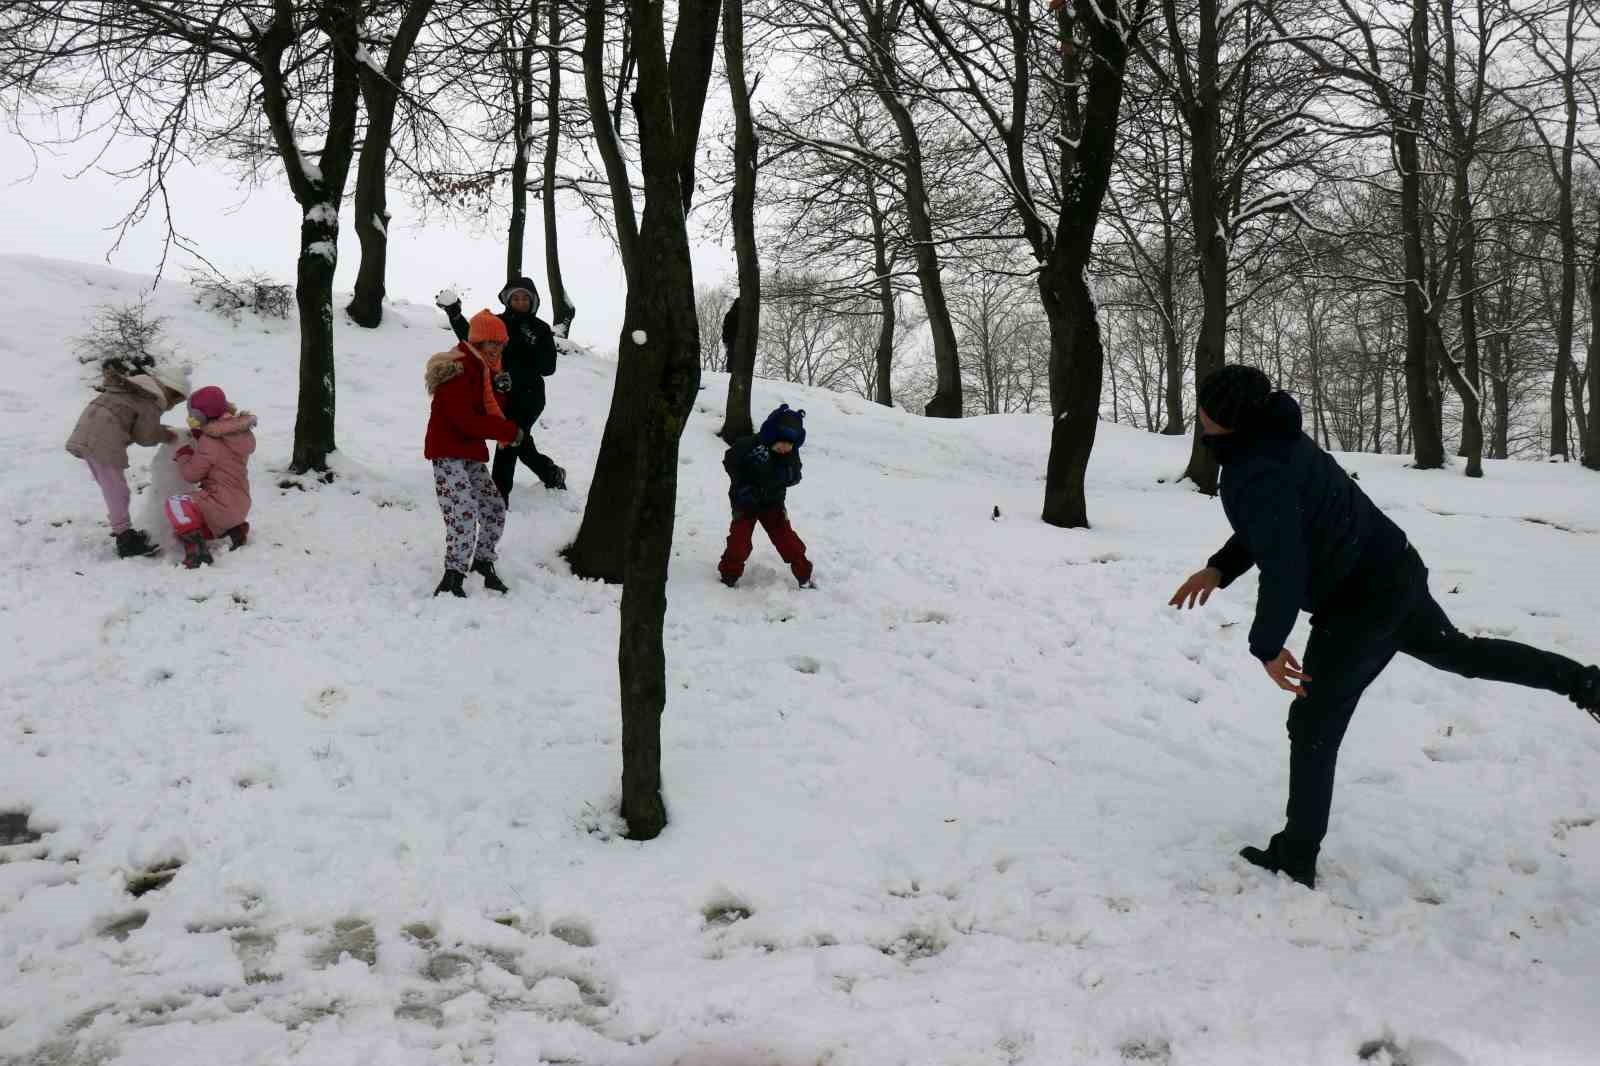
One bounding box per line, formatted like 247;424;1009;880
1;252;1598;1066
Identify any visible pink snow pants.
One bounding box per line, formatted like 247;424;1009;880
85;459;132;535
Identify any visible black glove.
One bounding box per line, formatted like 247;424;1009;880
493;372;513;393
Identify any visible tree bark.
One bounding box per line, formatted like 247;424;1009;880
583;0;641;281
1177;0;1227;493
544;0;575;333
260;0;363;473
568;0;718;583
860;0;961;418
616;0;716;843
1160;249;1184;434
508;8;536;283
1587;203;1600;469
719;0;759;441
1551;0;1579;461
868;181;896;407
1399;0;1444;469
1440;0;1483;476
348;0;434;328
1040;0;1133;528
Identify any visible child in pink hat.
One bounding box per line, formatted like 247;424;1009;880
165;386;258;568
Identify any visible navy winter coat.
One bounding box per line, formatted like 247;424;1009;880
1206;393;1409;661
724;435;802;513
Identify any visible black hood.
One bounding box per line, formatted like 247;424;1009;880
1256;390;1303;436
1206;391;1303;464
498;276;542;314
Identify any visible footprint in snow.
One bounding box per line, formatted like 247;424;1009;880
1120;1038;1171;1064
98;910;149;942
125;859;182;898
0;810;41;846
550;917;596;948
307;687;347;718
308;917;377;969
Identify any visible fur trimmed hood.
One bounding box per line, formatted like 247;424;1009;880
196;411;258;453
425;350;468;395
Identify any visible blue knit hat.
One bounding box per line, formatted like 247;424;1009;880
759;404;806;448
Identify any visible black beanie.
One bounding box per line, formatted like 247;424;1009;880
1197;364;1273;431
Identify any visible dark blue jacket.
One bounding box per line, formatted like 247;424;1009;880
724;435;802;513
1207;393;1409;661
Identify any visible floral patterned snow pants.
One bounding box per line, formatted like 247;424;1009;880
432;458;506;574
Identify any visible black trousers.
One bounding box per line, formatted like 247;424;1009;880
1282;548;1580;849
492;432;562;499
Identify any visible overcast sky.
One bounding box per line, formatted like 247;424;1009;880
0;124;737;348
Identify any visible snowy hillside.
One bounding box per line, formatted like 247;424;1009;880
1;252;1598;1066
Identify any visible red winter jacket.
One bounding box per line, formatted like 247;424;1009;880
424;344;520;462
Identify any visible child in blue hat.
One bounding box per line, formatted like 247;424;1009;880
718;404;814;588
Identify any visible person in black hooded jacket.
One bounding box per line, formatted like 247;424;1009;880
438;277;566;498
1170;364;1600;890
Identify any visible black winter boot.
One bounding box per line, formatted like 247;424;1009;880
720;572;739;588
224;522;250;551
434;570;467;598
1240;832;1318;889
1573;665;1600;724
471;559;509;593
114;529;160;559
180;533;213;570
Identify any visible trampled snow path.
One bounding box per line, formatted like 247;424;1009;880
1;254;1597;1066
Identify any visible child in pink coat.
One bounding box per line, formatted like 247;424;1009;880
165;386;258;569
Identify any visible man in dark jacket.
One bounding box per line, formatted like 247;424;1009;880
438;277;566;499
718;404;814;589
1171;365;1600;889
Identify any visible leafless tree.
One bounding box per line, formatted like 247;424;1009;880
901;0;1149;526
0;0;377;472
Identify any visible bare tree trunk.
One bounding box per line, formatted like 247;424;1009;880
1160;252;1184;433
719;0;759;441
260;1;363;472
1587;206;1600;468
568;0;715;583
508;10;535;282
1551;0;1579;460
1041;0;1133;528
583;0;640;281
1177;0;1227;494
1440;0;1483;476
1490;343;1510;458
861;1;961;418
869;185;896;407
544;0;575;333
348;0;435;328
616;0;717;842
1400;0;1445;469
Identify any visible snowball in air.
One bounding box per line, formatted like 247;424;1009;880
631;330;648;345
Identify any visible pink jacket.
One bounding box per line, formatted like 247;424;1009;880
175;411;258;534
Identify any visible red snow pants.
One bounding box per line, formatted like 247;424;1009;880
718;507;813;584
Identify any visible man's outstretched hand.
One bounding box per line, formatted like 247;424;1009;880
1263;649;1311;698
1169;567;1222;610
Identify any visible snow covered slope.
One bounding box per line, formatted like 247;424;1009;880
1;253;1597;1066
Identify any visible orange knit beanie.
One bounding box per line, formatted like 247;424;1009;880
468;309;509;344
